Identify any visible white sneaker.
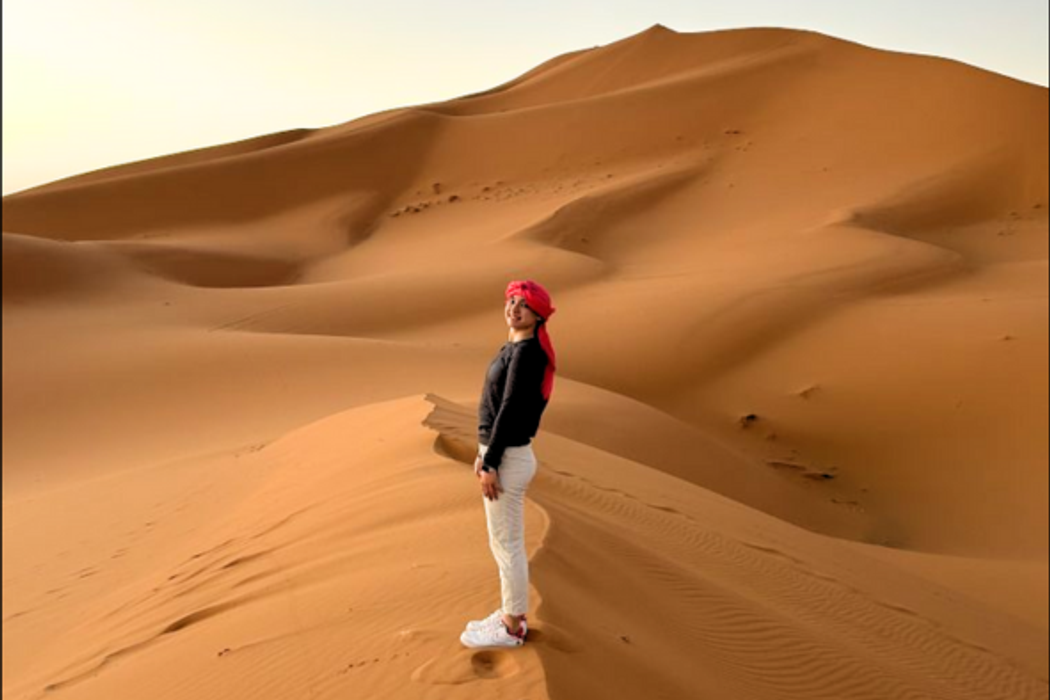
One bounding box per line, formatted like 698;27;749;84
460;618;527;648
466;609;528;632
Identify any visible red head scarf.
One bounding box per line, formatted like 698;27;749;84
506;279;557;401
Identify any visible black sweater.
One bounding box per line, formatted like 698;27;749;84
478;335;550;470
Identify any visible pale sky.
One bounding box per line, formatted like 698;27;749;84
3;0;1047;197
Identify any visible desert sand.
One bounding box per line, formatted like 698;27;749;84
3;24;1048;700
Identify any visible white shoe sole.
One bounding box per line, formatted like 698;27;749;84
459;628;526;648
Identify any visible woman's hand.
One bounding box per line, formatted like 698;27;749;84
479;469;503;501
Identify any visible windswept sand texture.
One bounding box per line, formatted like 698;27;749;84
3;25;1048;700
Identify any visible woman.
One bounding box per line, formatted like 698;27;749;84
460;279;557;649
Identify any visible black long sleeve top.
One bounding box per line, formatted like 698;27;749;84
477;335;550;470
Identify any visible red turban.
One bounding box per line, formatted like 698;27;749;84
506;279;557;400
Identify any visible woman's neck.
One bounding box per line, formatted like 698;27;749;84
509;329;535;343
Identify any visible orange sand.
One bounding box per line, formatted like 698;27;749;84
3;25;1047;700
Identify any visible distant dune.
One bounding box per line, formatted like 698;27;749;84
3;24;1047;700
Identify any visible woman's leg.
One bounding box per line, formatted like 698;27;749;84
479;444;537;630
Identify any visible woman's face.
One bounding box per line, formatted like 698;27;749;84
506;295;539;332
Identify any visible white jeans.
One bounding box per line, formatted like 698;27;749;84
478;442;537;617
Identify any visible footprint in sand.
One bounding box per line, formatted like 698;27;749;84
470;651;520;680
411;649;521;684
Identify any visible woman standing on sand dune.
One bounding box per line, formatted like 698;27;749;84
460;280;557;649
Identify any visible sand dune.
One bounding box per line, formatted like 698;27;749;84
3;24;1047;700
